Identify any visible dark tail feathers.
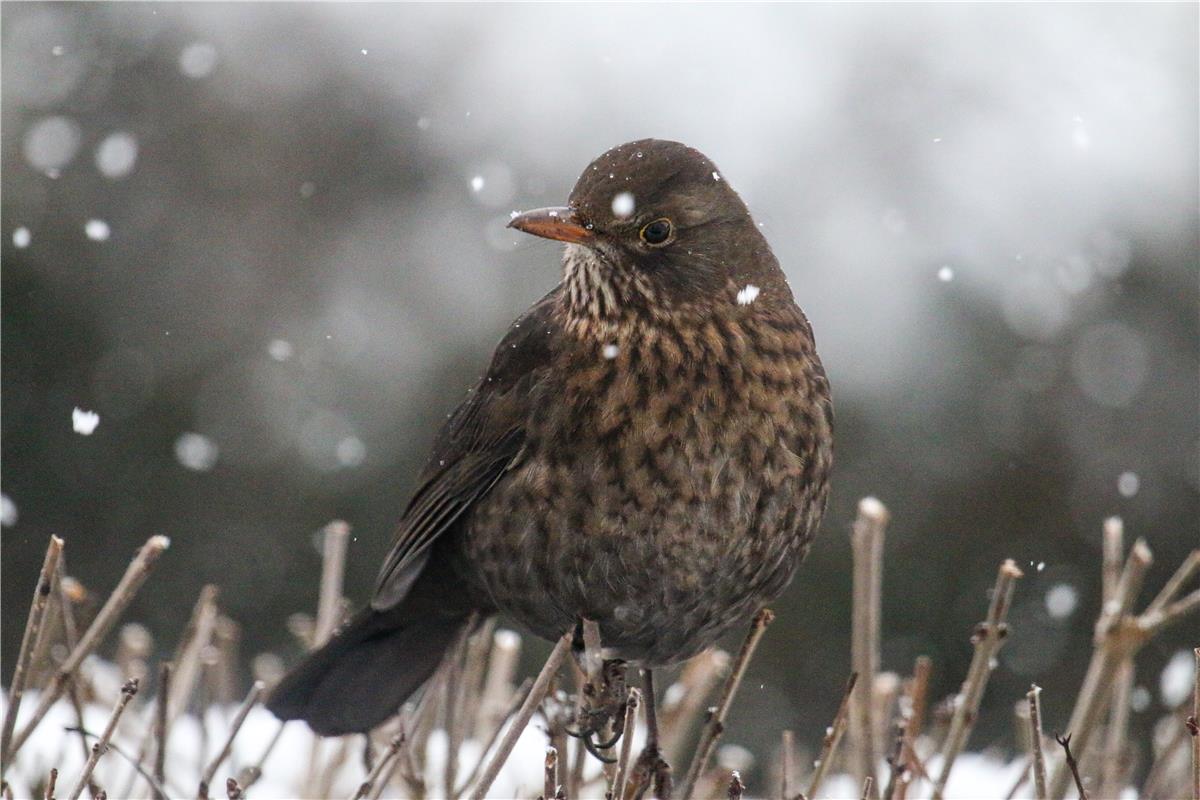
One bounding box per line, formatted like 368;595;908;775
266;605;470;736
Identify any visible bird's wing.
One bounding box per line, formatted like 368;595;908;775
370;290;560;611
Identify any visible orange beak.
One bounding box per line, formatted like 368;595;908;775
507;207;593;244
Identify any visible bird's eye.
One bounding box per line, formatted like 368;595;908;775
639;218;673;246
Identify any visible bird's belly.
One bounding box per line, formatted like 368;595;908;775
459;429;813;665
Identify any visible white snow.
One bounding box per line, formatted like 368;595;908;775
712;171;722;181
0;494;17;527
179;42;218;78
94;131;138;179
174;432;219;472
602;344;620;360
12;227;31;248
268;339;294;361
1044;583;1078;619
336;435;367;467
471;175;485;192
84;219;111;241
736;284;761;305
23;116;82;172
72;407;100;435
1160;649;1193;707
1117;471;1140;498
938;265;955;282
611;191;635;219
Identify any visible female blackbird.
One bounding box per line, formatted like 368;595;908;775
267;139;833;737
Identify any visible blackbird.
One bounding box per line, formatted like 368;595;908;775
267;139;834;739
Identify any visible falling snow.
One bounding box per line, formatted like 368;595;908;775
12;227;31;248
95;131;139;179
179;42;218;78
72;407;100;435
736;284;761;305
938;265;955;282
602;344;619;360
611;192;635;219
1117;471;1140;498
470;175;485;192
84;219;111;241
1044;583;1077;619
174;432;219;471
268;339;294;361
0;494;17;527
1160;649;1193;707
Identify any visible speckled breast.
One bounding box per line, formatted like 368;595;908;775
459;304;832;666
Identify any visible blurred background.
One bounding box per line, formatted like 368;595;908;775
3;1;1197;784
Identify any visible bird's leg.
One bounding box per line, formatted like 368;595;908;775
629;668;672;800
566;621;629;763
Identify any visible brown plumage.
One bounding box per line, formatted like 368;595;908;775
267;138;833;736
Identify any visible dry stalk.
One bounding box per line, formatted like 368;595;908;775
1027;685;1048;800
1054;734;1088;800
850;497;888;798
44;767;58;800
931;559;1022;800
1192;647;1200;800
780;729;794;800
1047;538;1151;800
610;687;641;800
10;535;169;758
543;746;559;800
353;730;406;800
806;672;859;800
895;656;931;800
1098;658;1133;799
197;681;264;799
315;520;351;647
469;631;573;800
0;535;65;775
860;775;875;800
154;661;172;800
679;608;774;800
67;678;139;800
660;649;730;765
1101;517;1124;607
728;770;745;800
452;677;533;798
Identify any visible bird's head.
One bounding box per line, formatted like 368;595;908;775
509;139;785;328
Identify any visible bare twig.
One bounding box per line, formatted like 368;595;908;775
0;535;64;774
1192;647;1200;800
1027;685;1048;800
661;649;730;765
543;746;559;800
610;688;641;800
197;681;264;799
315;520;351;647
67;679;139;800
353;730;406;800
10;536;170;758
44;768;57;800
780;729;794;800
453;678;533;798
728;770;745;800
154;661;172;800
1101;517;1124;607
850;497;888;798
882;720;907;800
806;672;859;800
895;656;931;800
1048;539;1151;800
1054;734;1088;800
679;608;774;800
932;559;1023;800
1098;658;1133;800
225;777;244;800
1145;549;1200;618
235;720;284;792
860;775;875;800
469;631;573;800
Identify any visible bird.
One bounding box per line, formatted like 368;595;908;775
266;138;834;747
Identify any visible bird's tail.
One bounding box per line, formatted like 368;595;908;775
266;602;472;736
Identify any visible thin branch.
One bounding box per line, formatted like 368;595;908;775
728;770;745;800
1049;539;1152;800
1098;659;1133;800
1027;685;1048;800
881;720;907;800
780;729;794;800
197;681;264;799
353;730;406;800
543;746;559;800
660;649;730;765
476;629;523;736
850;497;888;799
895;656;931;800
860;775;875;800
0;535;64;774
469;631;573;800
1144;549;1200;617
44;768;57;800
1054;734;1088;800
610;688;641;800
10;536;170;758
453;678;533;798
931;559;1023;800
1192;647;1199;800
806;672;859;800
1101;517;1124;606
235;720;283;792
315;520;351;647
679;608;774;800
67;679;139;800
153;661;172;800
